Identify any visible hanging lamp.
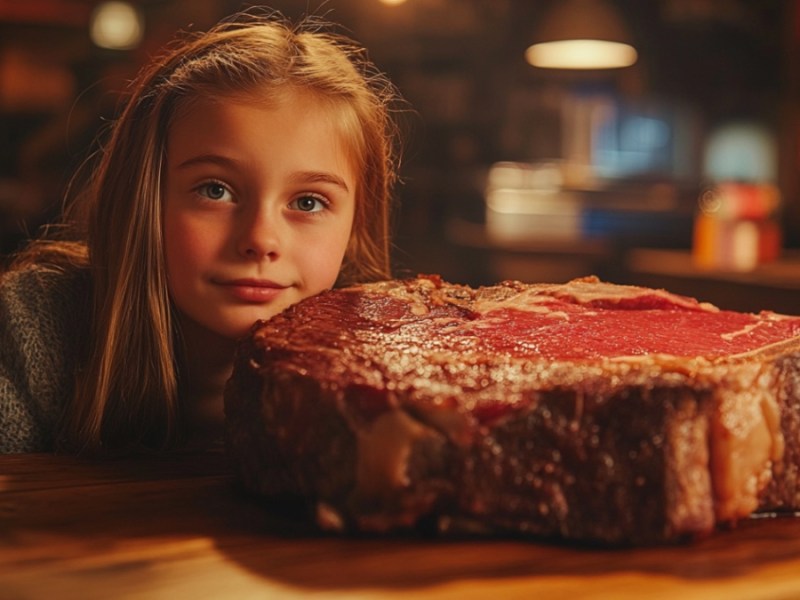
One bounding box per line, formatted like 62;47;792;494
526;0;638;70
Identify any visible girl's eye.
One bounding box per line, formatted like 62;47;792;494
289;194;327;213
197;182;233;202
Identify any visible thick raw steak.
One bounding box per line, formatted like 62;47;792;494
224;275;800;545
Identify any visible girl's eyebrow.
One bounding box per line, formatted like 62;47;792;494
175;154;237;170
174;156;350;192
289;171;350;192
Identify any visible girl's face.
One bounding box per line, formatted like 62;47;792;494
163;91;357;340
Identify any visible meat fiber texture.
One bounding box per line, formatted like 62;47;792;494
224;275;800;545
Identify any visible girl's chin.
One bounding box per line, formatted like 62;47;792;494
192;302;300;341
219;317;281;340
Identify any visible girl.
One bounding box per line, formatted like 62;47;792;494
0;10;402;454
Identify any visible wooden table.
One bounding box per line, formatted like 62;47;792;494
3;448;800;599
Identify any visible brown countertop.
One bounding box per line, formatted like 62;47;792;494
3;449;800;598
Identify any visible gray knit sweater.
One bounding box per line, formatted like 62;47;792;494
0;265;89;453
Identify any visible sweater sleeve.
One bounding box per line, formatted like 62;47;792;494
0;266;87;453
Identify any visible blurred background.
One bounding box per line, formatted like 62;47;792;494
1;0;799;311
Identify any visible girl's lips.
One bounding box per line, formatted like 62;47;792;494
217;279;288;303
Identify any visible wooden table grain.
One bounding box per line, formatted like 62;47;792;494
3;448;800;599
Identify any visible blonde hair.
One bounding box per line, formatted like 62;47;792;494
28;11;402;453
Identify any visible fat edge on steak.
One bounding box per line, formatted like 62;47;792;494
223;276;800;545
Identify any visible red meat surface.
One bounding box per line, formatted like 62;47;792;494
225;276;800;545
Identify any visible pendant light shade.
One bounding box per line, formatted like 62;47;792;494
526;0;638;70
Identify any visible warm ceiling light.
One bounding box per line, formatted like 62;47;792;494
379;0;408;5
526;40;637;69
526;0;638;70
90;1;144;50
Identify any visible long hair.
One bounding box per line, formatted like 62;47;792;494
44;11;403;453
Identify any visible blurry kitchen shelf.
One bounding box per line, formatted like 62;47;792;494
627;248;800;291
443;217;614;285
445;217;609;256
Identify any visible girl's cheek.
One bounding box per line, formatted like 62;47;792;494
305;236;350;288
166;214;222;263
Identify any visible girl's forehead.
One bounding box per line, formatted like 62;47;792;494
166;90;360;183
175;85;329;113
172;86;364;165
173;86;354;133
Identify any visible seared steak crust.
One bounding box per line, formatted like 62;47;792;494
224;275;800;544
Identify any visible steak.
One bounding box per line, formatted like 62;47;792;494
224;275;800;545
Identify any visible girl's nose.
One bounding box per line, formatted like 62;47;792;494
236;205;281;260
